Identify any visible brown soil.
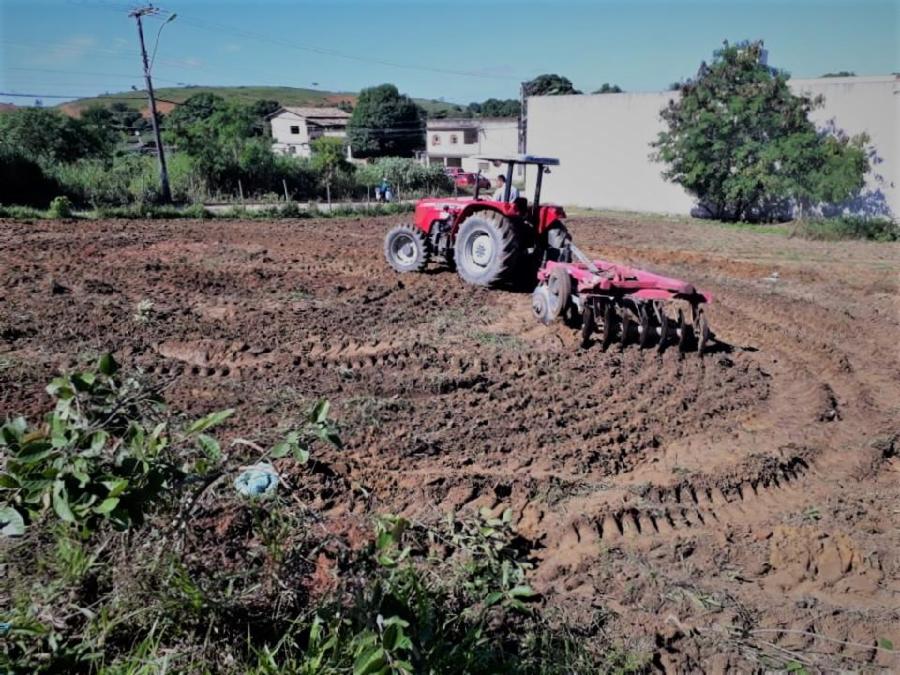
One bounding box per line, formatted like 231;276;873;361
1;214;898;670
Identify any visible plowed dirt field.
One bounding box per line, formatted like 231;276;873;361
2;215;898;670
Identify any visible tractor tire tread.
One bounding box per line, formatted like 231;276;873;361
454;211;521;287
384;223;430;273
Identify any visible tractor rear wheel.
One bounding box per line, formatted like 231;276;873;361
384;224;430;273
454;211;520;286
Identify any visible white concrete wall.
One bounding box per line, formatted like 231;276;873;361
526;76;898;218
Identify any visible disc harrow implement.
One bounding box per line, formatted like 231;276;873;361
533;259;713;355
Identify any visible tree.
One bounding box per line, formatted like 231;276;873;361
166;93;227;132
0;108;110;163
522;74;581;97
78;105;119;155
821;71;856;78
311;136;352;205
652;40;869;221
346;84;425;158
592;83;623;94
165;100;269;194
469;98;520;117
250;99;281;118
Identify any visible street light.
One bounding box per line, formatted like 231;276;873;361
149;13;177;73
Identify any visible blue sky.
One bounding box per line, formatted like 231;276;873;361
1;0;897;105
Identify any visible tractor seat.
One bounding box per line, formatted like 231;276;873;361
513;196;528;213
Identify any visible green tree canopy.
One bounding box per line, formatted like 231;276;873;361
0;107;112;163
166;93;227;131
592;83;623;94
523;74;581;97
346;84;425;158
468;98;520;117
653;41;869;221
164;99;273;191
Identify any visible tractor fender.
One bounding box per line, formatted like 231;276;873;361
453;202;519;234
536;206;567;234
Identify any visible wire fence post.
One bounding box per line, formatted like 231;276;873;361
238;179;244;206
282;179;289;202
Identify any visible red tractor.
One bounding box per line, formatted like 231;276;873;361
384;155;715;353
384;155;571;286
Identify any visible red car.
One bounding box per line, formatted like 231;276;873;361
443;167;491;190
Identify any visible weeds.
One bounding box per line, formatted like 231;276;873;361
1;359;623;673
472;331;525;350
790;216;898;242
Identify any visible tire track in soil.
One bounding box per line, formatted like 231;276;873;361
3;215;898;670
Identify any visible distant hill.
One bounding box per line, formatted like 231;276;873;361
57;85;466;118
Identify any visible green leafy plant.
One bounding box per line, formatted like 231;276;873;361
0;355;232;534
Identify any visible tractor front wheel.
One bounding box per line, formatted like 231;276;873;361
384;224;430;273
454;212;520;286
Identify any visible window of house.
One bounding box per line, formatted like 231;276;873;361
290;125;300;135
432;134;441;146
478;162;489;172
450;134;458;145
463;128;477;144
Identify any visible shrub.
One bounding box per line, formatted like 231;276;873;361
0;148;62;208
791;216;898;242
48;196;73;219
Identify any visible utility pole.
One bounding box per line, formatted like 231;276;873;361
130;5;172;203
517;81;527;156
517;81;527;183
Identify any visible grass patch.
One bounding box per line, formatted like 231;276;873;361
472;331;526;350
789;216;898;242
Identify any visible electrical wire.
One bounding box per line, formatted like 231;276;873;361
172;13;522;82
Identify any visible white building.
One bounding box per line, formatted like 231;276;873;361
526;75;898;219
424;118;520;175
268;107;351;158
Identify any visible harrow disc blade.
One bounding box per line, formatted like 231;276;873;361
601;303;617;351
696;309;710;356
657;306;669;353
531;285;553;325
677;308;694;353
620;310;632;350
580;304;596;348
546;267;572;322
638;307;652;349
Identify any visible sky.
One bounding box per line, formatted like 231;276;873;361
0;0;897;106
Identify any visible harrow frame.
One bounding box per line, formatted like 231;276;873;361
533;259;714;355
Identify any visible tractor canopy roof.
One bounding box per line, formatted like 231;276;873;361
473;154;560;166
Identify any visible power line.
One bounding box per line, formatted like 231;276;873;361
4;66;186;86
173;14;522;82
